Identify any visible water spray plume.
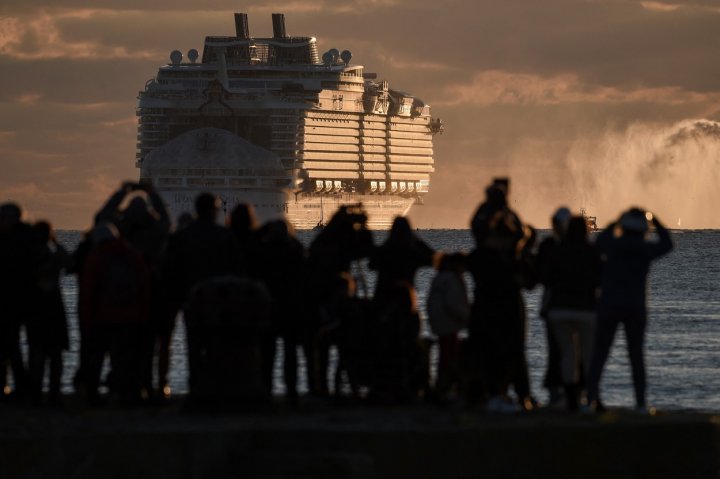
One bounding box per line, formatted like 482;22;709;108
539;119;720;229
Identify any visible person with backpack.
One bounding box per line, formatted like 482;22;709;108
162;193;244;400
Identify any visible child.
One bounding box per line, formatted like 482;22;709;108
426;253;470;399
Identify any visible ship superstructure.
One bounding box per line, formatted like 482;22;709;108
137;13;442;228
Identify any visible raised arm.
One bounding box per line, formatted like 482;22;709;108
648;215;673;259
94;183;131;225
143;184;171;231
595;220;618;255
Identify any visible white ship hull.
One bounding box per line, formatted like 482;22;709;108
287;193;415;230
158;185;414;230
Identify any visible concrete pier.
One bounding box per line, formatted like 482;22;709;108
1;402;718;479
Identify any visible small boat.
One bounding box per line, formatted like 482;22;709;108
580;208;598;231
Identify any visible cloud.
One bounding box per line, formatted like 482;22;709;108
639;1;720;13
437;70;718;107
0;11;160;60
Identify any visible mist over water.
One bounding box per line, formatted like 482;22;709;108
505;119;720;229
565;119;720;228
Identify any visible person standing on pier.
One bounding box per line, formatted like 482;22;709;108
26;221;71;405
163;193;244;398
542;216;602;411
369;216;436;401
0;203;33;399
535;207;572;408
95;182;171;400
467;181;537;412
587;208;673;412
426;252;470;401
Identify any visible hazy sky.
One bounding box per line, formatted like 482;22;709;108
2;0;719;229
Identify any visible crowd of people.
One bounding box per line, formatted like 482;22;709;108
0;179;673;413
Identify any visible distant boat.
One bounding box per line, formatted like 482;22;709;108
581;208;598;231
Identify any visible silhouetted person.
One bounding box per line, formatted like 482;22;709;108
369;216;435;399
95;182;170;265
543;216;601;411
0;202;33;399
154;210;194;397
176;212;194;231
163;193;244;397
535;207;571;407
370;217;436;302
471;178;522;245
184;275;271;409
78;223;151;405
253;220;307;402
370;281;421;403
426;253;469;400
95;182;171;399
228;203;259;259
587;208;673;412
306;204;373;396
467;183;537;412
26;221;71;405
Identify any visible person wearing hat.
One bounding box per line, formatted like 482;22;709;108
586;207;673;412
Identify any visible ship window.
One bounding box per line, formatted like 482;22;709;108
159;178;183;186
229;178;256;186
203;178;226;186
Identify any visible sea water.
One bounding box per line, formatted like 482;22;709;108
54;229;720;411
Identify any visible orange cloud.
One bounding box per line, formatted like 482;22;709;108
640;1;720;13
0;10;158;60
15;92;42;104
640;1;682;11
438;70;715;107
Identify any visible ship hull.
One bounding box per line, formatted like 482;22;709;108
286;192;415;230
156;186;414;230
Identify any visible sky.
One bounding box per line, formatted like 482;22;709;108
1;0;720;229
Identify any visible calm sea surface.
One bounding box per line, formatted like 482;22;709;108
54;229;720;411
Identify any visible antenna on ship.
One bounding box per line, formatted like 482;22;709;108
187;49;199;63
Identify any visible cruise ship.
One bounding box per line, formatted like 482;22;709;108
136;13;443;229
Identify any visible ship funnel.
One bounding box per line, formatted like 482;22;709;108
234;13;250;39
272;13;287;38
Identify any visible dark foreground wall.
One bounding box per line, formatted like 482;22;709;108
1;405;718;479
